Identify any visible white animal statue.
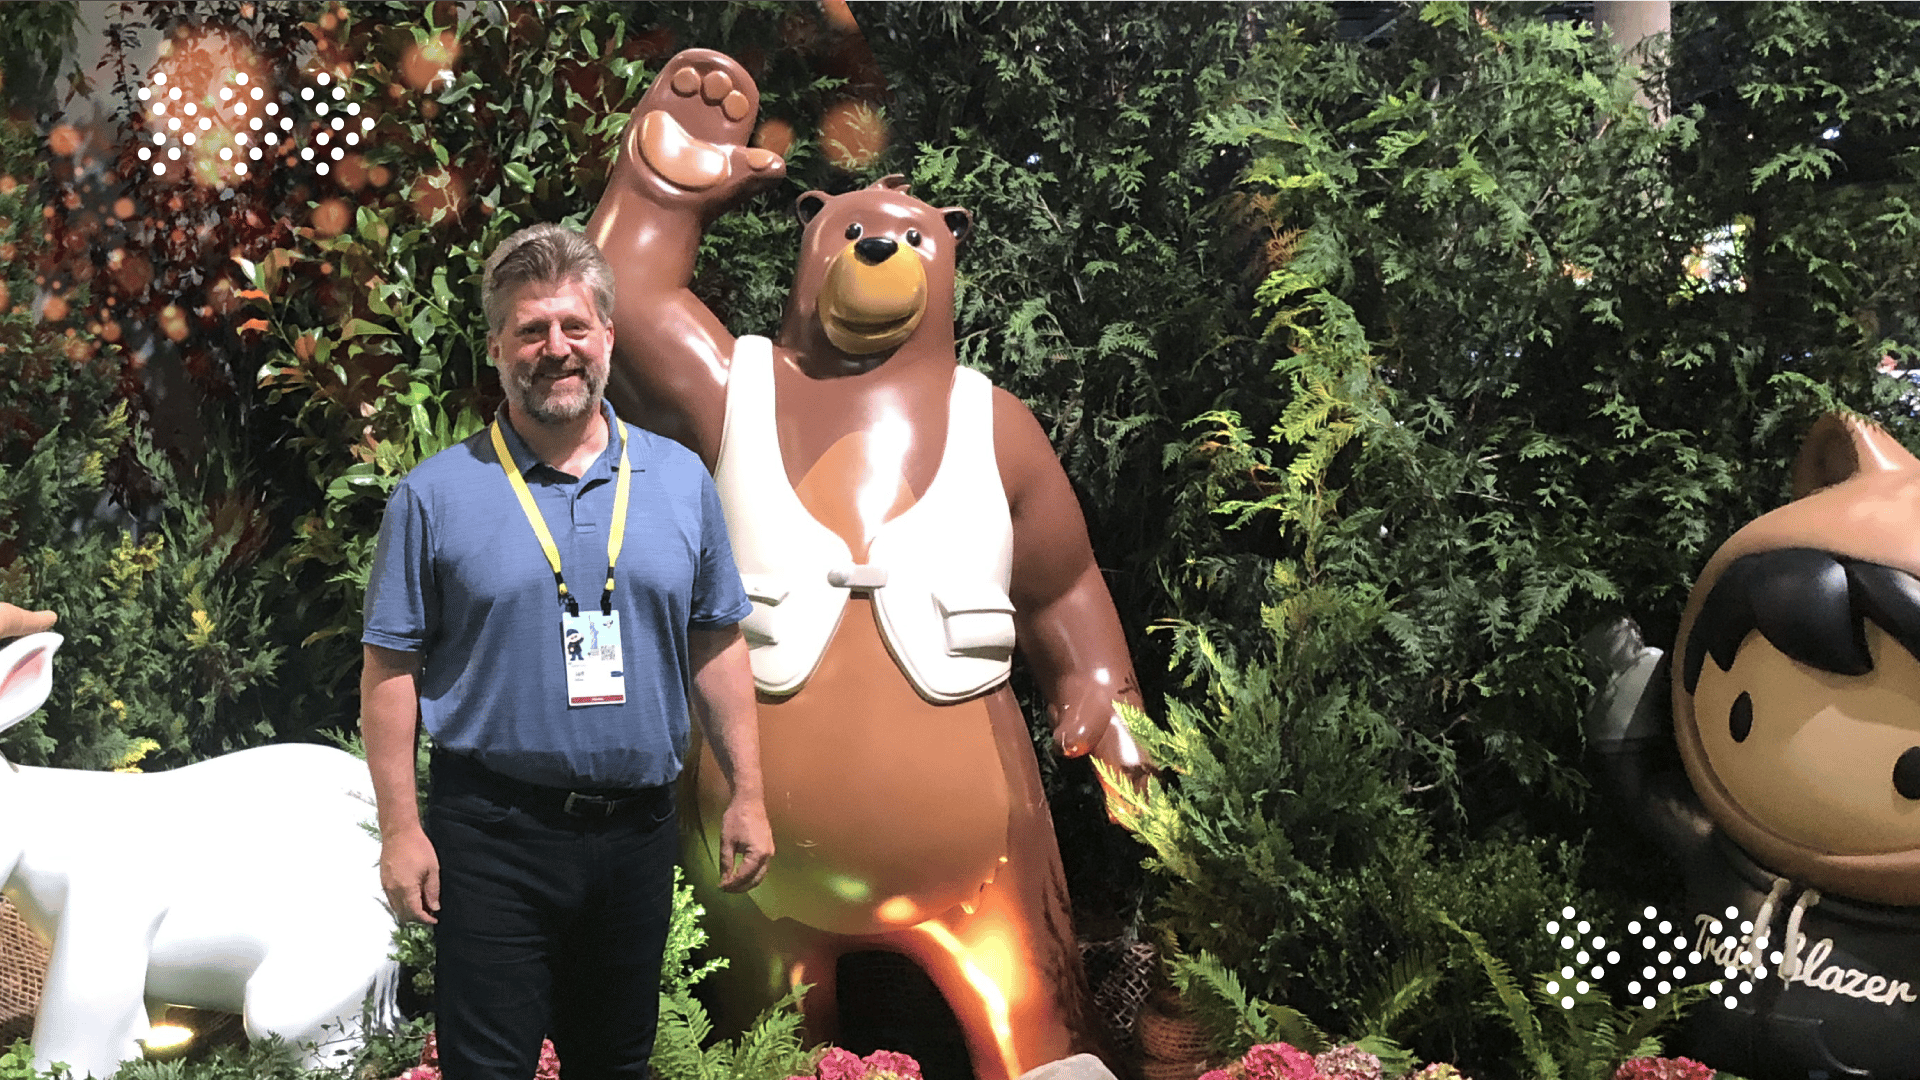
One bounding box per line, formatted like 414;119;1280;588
0;628;398;1077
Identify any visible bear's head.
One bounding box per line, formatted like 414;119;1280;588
1674;413;1920;905
779;175;972;360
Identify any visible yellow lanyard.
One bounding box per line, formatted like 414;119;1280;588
490;415;633;616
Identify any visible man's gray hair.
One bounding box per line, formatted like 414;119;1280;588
481;223;616;335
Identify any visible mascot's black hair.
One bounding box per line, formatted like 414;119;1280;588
1684;547;1920;693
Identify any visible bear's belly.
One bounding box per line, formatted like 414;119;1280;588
697;596;1010;936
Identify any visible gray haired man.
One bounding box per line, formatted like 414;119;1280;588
361;223;772;1079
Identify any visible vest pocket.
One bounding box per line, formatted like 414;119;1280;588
934;584;1017;659
741;574;788;646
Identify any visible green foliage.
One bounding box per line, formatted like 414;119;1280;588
649;868;814;1080
1116;673;1587;1070
1442;915;1701;1080
0;117;297;768
1118;2;1920;1073
0;2;86;115
1172;951;1334;1056
0;1040;57;1080
0;400;297;767
1171;950;1422;1077
0;1017;432;1080
389;919;436;1000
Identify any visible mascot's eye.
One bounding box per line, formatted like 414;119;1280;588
845;223;863;241
1896;747;1920;800
905;228;922;247
1729;692;1753;743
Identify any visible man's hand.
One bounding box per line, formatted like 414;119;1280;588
380;824;441;924
0;603;56;640
689;625;775;892
716;794;774;892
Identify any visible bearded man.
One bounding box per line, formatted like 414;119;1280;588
361;223;773;1080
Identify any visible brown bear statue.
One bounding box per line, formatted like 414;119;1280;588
587;49;1151;1080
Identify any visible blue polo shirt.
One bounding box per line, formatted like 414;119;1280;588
362;400;751;790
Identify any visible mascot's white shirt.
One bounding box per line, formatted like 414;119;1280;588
714;335;1016;702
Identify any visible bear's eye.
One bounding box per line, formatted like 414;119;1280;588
1729;692;1753;743
905;228;922;247
845;223;863;241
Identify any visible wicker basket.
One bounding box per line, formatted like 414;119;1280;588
1136;988;1216;1067
1081;937;1158;1050
0;895;50;1047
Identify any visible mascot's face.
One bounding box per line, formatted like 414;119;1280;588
1675;415;1920;905
791;176;971;356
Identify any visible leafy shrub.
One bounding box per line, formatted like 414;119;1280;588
0;104;301;768
1118;1;1919;1073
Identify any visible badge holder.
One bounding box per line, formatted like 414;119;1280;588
492;417;634;708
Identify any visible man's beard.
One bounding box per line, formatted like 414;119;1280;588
508;359;608;425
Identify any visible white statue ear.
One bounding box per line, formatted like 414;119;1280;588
0;632;62;735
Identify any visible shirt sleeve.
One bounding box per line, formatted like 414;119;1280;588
362;479;437;652
689;469;752;630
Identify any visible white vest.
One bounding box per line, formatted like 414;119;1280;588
715;336;1016;702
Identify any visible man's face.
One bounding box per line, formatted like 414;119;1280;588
489;276;613;426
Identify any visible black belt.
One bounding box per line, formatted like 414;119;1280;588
430;750;668;820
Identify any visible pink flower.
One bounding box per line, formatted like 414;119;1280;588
1613;1058;1715;1080
404;1030;559;1079
1240;1042;1319;1080
1198;1071;1236;1080
862;1049;924;1079
1314;1045;1383;1080
815;1047;871;1080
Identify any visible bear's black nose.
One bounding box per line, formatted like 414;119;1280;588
855;237;898;264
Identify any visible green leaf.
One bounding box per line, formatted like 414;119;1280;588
341;318;394;340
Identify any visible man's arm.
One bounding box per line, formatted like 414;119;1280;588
688;625;773;892
362;643;439;923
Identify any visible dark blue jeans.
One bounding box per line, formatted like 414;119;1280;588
427;753;677;1080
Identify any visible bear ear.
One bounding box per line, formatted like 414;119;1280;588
942;207;974;245
1790;412;1920;499
795;191;831;227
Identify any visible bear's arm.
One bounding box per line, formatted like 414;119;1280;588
993;387;1145;760
591;183;734;465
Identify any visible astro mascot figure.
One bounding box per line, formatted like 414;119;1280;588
1587;414;1920;1079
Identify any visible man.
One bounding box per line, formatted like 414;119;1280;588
361;223;772;1080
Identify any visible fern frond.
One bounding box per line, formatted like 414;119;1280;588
1351;952;1442;1039
1439;915;1558;1080
1614;981;1709;1062
1259;1003;1331;1055
647;992;716;1080
1351;1034;1418;1078
1172;951;1261;1058
1171;951;1329;1056
724;983;816;1080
